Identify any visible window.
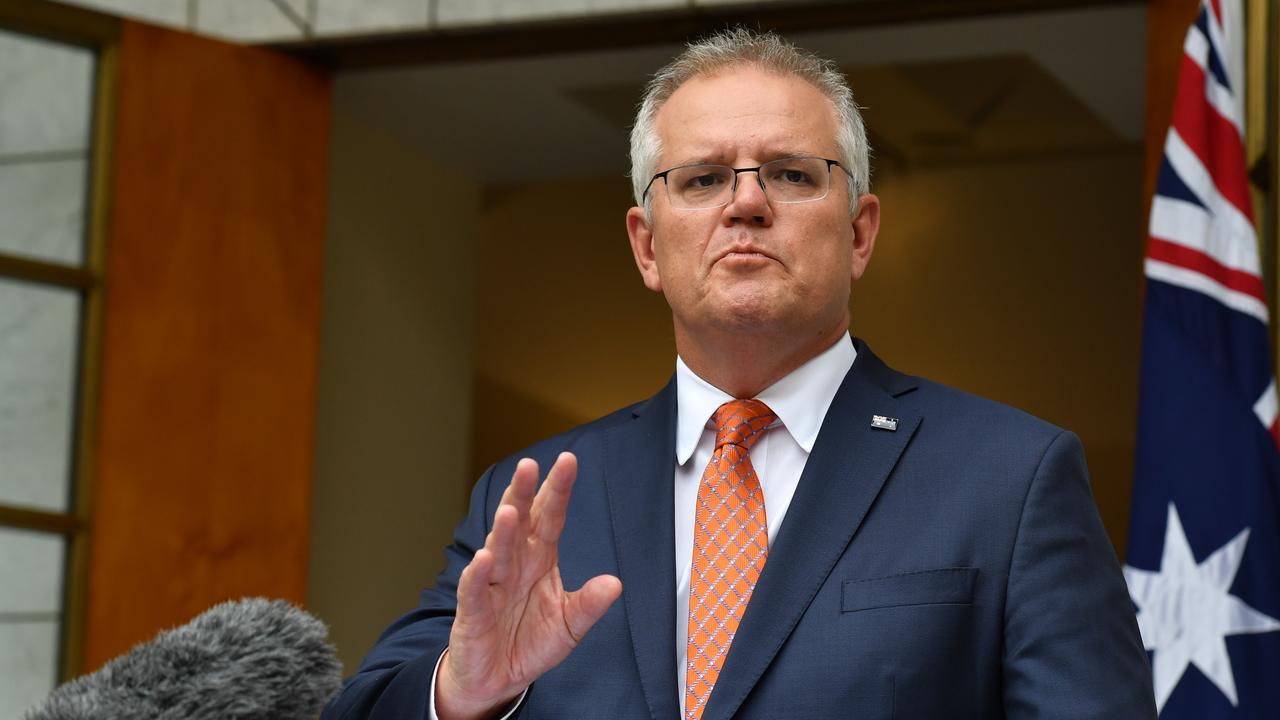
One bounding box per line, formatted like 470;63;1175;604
0;9;113;716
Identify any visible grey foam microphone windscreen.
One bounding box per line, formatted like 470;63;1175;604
23;598;342;720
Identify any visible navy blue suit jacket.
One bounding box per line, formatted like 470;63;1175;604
324;340;1156;719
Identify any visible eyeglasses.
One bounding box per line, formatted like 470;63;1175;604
642;156;848;210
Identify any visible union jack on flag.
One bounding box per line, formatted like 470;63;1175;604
1123;0;1280;717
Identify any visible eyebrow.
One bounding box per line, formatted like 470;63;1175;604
669;150;817;168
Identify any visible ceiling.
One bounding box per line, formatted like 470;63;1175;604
332;3;1146;186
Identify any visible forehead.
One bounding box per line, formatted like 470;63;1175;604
653;64;839;166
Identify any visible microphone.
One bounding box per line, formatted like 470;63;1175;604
24;598;342;720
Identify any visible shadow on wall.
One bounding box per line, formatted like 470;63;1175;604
469;177;676;483
470;373;593;485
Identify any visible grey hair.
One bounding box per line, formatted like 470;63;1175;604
629;28;870;218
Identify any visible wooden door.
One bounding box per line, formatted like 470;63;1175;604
84;20;330;672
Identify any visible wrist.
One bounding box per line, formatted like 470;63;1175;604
434;649;520;720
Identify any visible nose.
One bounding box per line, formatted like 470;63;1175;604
722;170;773;227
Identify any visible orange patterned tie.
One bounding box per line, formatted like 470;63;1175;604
685;399;776;720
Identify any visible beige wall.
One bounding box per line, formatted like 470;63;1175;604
472;151;1145;550
309;94;479;673
470;180;674;478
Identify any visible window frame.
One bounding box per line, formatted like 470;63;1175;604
0;0;119;682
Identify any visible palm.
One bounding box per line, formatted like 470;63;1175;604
438;453;621;719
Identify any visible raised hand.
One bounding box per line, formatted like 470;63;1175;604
435;452;623;720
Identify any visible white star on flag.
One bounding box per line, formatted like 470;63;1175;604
1123;503;1280;712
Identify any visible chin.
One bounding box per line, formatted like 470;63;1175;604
678;284;803;335
707;299;789;334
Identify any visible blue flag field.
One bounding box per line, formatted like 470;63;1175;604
1124;0;1280;717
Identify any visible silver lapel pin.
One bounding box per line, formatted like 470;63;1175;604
871;415;898;431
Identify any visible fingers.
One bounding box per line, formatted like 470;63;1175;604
483;458;540;585
562;575;623;644
530;452;578;545
500;458;540;532
486;505;518;584
461;452;579;612
456;547;495;626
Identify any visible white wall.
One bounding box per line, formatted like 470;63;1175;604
53;0;790;41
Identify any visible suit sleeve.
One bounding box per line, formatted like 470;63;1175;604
1002;430;1157;718
321;465;530;720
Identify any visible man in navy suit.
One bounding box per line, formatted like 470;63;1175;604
323;29;1155;720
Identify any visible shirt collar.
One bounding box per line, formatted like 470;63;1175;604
674;334;857;465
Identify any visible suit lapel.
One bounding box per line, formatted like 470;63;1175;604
702;342;921;720
602;378;681;720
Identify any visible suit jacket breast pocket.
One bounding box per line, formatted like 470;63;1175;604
841;567;978;613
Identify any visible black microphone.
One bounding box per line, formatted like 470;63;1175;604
24;598;342;720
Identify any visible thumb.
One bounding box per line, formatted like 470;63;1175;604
563;575;622;644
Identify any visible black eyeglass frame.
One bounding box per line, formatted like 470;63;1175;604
640;156;850;206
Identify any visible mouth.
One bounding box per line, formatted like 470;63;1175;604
715;245;779;266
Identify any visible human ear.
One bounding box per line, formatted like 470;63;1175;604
850;193;880;282
627;206;663;293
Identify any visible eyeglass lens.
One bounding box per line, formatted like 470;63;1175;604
664;156;832;209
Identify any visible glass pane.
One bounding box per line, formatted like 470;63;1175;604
0;621;60;719
0;158;88;267
0;528;63;719
0;28;94;266
0;526;66;613
0;278;80;512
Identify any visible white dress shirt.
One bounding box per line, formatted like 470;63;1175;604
673;334;855;710
431;335;856;719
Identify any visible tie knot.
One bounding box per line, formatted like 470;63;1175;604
712;399;776;451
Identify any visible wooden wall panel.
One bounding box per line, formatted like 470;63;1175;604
84;20;330;670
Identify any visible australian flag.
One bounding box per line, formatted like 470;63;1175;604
1123;0;1280;717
